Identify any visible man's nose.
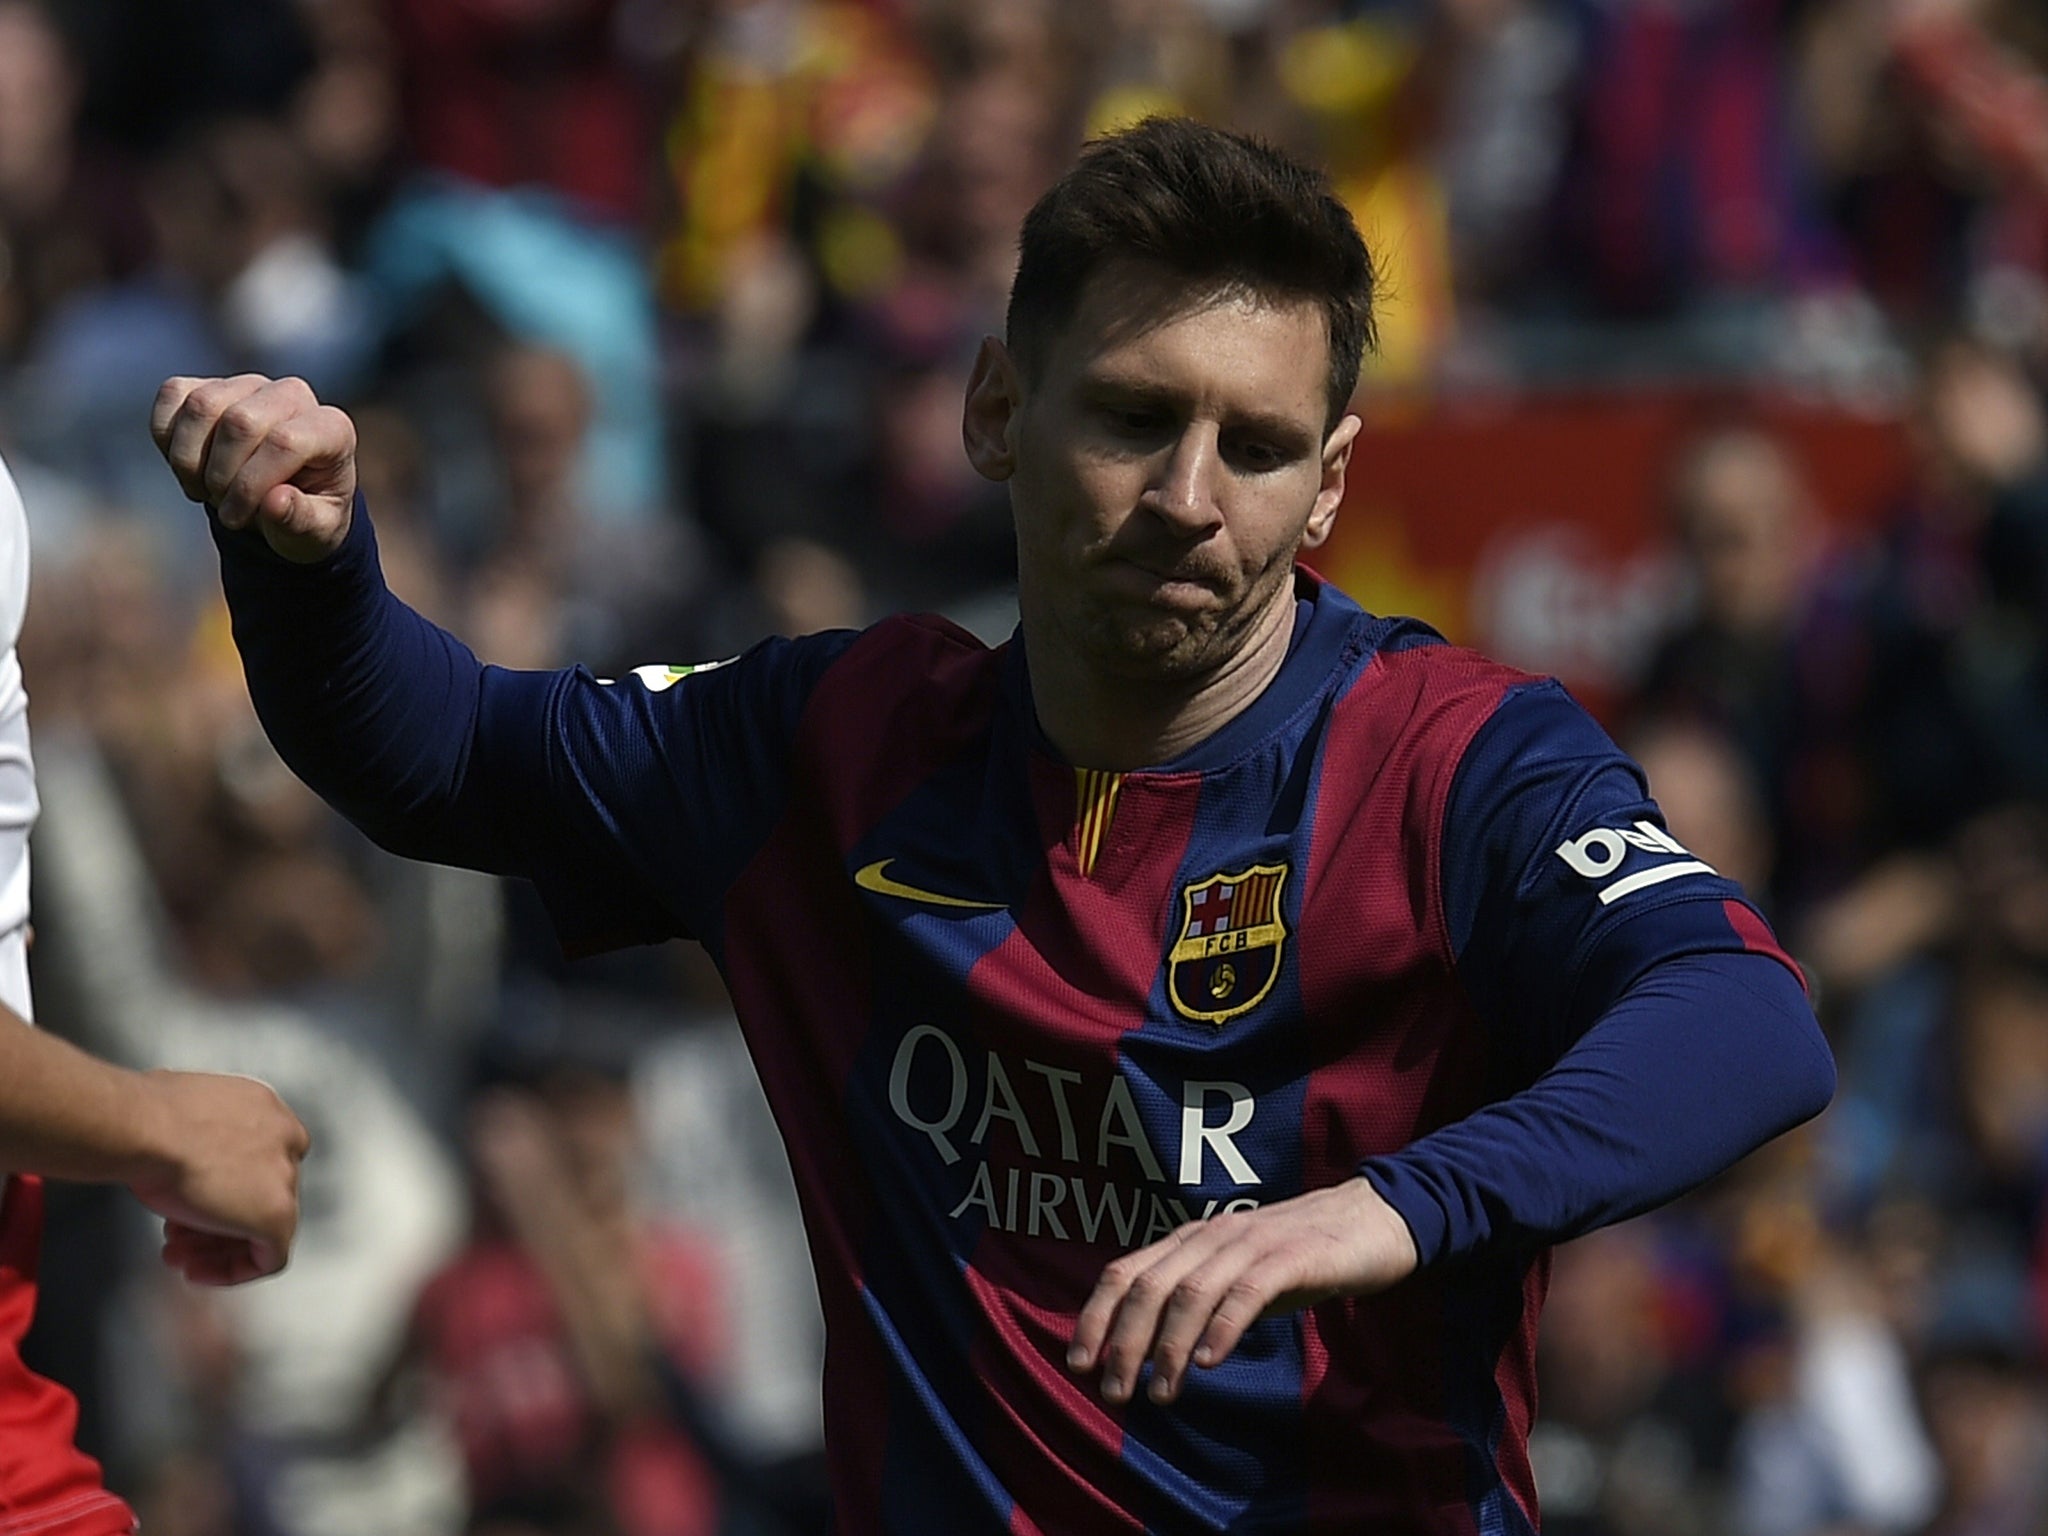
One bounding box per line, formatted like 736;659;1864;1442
1141;424;1225;535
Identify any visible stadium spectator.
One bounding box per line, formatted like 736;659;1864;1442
1914;1263;2048;1536
395;1042;726;1536
1426;0;1579;321
460;342;709;672
1628;717;1776;906
366;0;667;519
1632;426;1823;914
1527;1223;1729;1536
1549;0;1837;322
0;1;152;371
1801;0;2048;347
1777;339;2048;1001
1726;1224;1941;1536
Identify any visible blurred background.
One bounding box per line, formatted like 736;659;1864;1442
3;0;2047;1532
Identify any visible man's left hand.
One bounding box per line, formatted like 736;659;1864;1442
1068;1175;1419;1405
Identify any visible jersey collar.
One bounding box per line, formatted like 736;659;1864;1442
1004;566;1369;774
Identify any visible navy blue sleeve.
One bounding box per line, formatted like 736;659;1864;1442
1360;681;1835;1265
214;499;854;951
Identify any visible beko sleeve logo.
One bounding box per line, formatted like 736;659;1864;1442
1553;820;1716;905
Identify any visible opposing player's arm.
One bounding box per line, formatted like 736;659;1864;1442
0;1004;308;1285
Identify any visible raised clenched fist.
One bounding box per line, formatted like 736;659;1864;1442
150;374;359;564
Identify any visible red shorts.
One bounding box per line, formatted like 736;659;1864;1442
0;1178;136;1536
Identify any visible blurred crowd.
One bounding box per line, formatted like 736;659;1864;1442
1;0;2046;1533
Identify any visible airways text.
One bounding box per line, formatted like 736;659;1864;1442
886;1025;1265;1248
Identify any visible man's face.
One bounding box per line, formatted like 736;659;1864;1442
1677;435;1807;637
969;261;1356;683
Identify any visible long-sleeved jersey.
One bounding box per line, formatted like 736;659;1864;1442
216;503;1833;1535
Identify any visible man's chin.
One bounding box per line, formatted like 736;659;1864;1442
1085;612;1220;679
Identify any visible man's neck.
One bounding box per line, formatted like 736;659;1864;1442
1026;592;1298;771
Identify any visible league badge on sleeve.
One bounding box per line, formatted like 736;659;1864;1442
1168;864;1289;1025
623;658;735;692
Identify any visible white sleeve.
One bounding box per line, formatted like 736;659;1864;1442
0;456;37;1020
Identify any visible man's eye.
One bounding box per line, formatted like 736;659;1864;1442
1105;408;1166;436
1231;441;1287;472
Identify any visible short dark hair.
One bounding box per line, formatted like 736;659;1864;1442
1007;117;1376;433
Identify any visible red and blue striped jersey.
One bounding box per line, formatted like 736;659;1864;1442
217;507;1833;1535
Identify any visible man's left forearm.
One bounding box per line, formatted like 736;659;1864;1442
1362;949;1834;1266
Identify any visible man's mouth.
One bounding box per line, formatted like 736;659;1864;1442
1102;546;1226;583
1099;558;1220;607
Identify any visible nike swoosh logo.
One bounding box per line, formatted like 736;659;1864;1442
853;859;1003;911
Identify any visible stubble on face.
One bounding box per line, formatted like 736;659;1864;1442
1010;265;1337;690
1058;516;1300;685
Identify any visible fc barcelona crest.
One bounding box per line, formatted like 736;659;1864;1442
1167;863;1289;1024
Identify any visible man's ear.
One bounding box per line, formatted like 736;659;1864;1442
1301;412;1361;551
963;336;1023;482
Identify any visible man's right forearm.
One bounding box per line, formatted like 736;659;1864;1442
213;495;537;872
